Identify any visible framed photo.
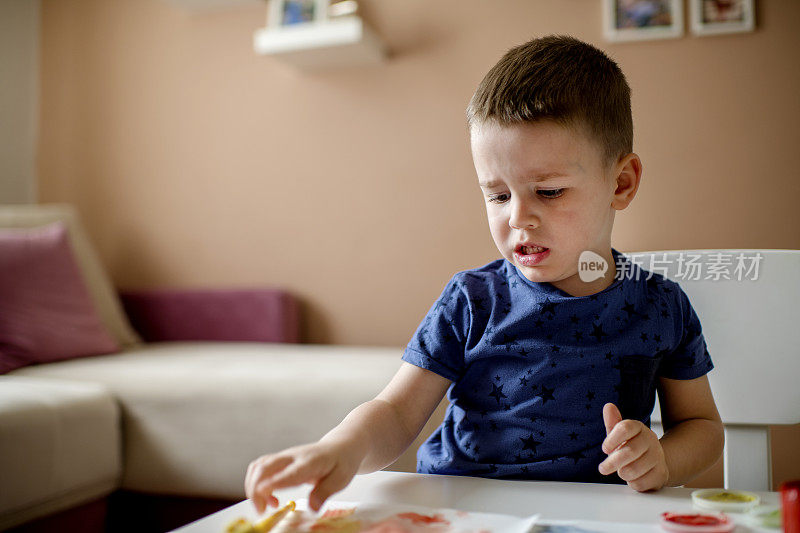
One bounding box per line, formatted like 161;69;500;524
267;0;329;28
603;0;684;42
690;0;755;36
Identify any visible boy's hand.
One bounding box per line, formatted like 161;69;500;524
245;439;362;514
598;403;669;492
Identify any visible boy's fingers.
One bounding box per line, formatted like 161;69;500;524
308;465;352;512
247;456;294;513
602;403;623;435
254;455;294;482
627;464;661;492
258;460;324;493
599;437;648;476
618;448;658;482
602;419;642;454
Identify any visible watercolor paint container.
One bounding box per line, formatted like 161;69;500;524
691;488;760;513
660;511;734;533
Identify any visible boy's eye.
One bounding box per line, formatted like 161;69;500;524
537;188;565;199
487;193;510;204
487;189;565;203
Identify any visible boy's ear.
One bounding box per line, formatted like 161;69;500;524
610;153;642;211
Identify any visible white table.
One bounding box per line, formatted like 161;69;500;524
171;470;780;532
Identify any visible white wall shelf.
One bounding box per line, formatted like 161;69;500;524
253;16;386;70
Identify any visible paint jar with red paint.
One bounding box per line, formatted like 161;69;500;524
782;480;800;533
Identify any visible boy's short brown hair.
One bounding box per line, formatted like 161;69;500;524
467;35;633;167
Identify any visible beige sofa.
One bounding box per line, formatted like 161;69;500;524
0;205;441;531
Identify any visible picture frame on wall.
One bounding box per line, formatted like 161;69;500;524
690;0;755;36
603;0;684;42
267;0;329;28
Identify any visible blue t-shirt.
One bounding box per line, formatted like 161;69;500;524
401;248;713;483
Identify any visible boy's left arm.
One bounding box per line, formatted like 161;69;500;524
598;375;724;491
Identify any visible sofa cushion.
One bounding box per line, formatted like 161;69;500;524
120;289;300;343
0;376;122;530
0;222;120;374
0;204;141;347
9;343;412;499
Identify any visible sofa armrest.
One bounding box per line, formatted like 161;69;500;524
119;289;299;343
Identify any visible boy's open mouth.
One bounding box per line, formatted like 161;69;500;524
514;244;550;267
515;244;548;255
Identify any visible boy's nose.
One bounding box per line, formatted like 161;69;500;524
508;198;541;229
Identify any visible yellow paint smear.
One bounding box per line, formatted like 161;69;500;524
704;491;756;503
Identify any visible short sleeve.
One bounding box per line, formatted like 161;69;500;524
401;276;469;382
659;283;714;380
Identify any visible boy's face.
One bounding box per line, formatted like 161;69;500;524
471;120;639;297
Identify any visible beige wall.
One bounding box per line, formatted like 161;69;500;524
38;0;799;488
1;0;39;204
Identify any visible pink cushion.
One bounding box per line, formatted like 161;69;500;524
120;289;300;343
0;222;120;374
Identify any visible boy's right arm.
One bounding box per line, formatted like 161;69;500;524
245;362;451;513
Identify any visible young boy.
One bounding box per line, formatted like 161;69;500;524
245;35;724;513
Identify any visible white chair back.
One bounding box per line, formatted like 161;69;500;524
625;249;800;491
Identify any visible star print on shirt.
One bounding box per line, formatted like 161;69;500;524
622;300;637;319
566;450;585;464
590;323;608;341
470;297;486;312
540;299;558;317
539;385;555;404
520;435;541;453
501;333;516;345
489;383;507;405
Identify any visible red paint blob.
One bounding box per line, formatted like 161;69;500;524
396;512;449;525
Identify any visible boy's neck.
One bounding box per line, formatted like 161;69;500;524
548;249;618;297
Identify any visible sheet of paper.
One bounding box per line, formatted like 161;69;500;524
267;499;541;533
531;521;658;532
